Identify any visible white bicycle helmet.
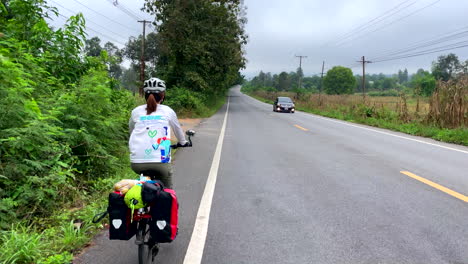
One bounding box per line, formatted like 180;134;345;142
143;77;166;93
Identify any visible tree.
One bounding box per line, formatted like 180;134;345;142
85;37;102;57
103;42;123;79
398;68;409;84
296;67;304;88
123;33;160;68
264;72;273;87
104;42;122;60
258;71;266;87
411;70;436;96
431;53;462;81
120;66;139;93
143;0;247;94
303;76;321;92
278;72;289;91
355;75;371;93
323;66;356;94
382;77;397;90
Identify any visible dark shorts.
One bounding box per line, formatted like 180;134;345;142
131;162;174;188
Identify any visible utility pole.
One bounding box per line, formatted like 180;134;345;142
319;61;325;105
295;55;307;90
357;56;372;102
138;20;150;97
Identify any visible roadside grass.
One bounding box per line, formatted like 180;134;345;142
198;94;227;118
246;92;468;146
0;163;136;264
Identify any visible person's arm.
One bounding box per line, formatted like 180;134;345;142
168;109;188;145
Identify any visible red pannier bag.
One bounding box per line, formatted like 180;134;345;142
149;187;179;243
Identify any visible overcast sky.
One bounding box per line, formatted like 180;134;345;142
49;0;468;77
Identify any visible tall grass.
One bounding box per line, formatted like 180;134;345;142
0;225;44;264
427;76;468;128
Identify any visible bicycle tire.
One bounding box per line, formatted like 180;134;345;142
137;220;152;264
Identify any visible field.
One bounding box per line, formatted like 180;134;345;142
256;91;430;117
246;78;467;145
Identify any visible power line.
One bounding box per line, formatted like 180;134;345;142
69;0;139;34
338;0;442;46
107;0;141;20
371;27;468;61
106;0;155;30
329;0;418;47
55;13;126;46
372;25;468;57
49;0;129;42
372;42;468;63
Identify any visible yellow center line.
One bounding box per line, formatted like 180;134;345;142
401;171;468;203
294;124;309;131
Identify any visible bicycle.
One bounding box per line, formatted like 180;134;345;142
133;130;195;264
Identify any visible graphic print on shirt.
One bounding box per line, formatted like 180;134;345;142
151;127;171;163
152;137;171;163
148;130;158;138
129;114;172;163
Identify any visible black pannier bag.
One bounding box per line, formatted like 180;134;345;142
142;181;163;204
148;182;179;243
108;192;137;240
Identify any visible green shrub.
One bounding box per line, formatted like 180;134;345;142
0;13;135;229
165;86;208;117
368;89;400;97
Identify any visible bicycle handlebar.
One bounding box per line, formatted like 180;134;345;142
170;132;194;149
170;142;192;149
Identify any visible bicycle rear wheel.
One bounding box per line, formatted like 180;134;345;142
137;220;152;264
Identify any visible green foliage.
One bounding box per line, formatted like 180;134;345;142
431;53;464;81
398;68;409;84
85;36;102;57
165;86;209;117
0;1;147;261
324;66;356;94
103;41;123;80
0;0;135;231
368;89;400;97
143;0;247;94
123;32;160;73
120;66;139;93
59;221;92;252
278;72;290;91
246;71;321;93
411;70;436;96
37;252;73;264
0;225;44;264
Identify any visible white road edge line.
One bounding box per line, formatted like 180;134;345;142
308;114;468;154
183;98;230;264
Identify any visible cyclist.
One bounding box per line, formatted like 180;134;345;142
128;77;189;188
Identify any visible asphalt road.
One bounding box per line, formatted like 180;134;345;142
75;86;468;264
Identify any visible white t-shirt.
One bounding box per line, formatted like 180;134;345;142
128;104;187;163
